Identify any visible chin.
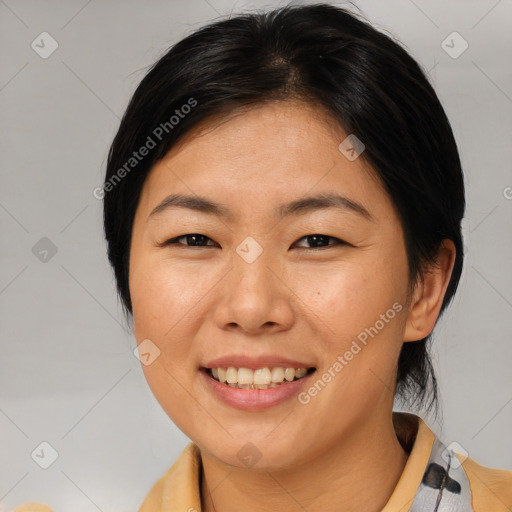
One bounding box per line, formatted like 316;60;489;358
197;430;309;472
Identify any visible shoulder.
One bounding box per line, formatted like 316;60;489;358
12;445;201;512
138;442;202;511
459;453;512;511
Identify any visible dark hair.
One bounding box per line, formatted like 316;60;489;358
102;2;465;415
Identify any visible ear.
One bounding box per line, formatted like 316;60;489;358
403;239;457;342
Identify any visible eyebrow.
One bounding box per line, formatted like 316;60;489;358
147;192;374;223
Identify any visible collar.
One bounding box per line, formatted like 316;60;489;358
138;412;473;511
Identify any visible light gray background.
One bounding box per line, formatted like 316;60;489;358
1;0;511;510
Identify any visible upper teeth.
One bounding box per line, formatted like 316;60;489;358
211;366;308;385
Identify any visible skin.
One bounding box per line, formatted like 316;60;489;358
129;100;456;511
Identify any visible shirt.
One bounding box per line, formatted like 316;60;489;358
13;412;512;512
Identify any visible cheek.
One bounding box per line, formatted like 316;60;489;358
131;258;207;337
129;261;202;394
291;258;395;339
130;258;207;424
291;257;406;394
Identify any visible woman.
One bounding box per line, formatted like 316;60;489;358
16;3;512;511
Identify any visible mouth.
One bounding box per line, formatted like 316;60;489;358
200;366;317;390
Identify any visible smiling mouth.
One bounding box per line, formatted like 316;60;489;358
202;366;316;389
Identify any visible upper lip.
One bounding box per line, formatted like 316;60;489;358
202;355;316;370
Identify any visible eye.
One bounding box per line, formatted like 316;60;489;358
293;234;347;249
159;233;218;248
157;233;347;250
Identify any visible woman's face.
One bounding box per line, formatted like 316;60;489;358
129;100;414;470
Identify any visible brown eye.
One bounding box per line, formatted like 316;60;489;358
160;233;218;247
293;234;347;249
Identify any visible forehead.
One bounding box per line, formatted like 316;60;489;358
136;100;394;224
167;100;349;162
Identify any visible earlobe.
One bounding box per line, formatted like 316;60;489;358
403;239;456;342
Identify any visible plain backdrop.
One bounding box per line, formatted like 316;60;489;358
1;0;511;510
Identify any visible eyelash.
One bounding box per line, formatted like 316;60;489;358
159;233;348;250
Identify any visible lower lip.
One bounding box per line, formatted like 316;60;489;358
199;369;315;412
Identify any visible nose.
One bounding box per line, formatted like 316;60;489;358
212;249;294;335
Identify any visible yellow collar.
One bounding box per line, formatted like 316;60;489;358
138;412;435;511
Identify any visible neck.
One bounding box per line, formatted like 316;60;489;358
200;411;410;512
